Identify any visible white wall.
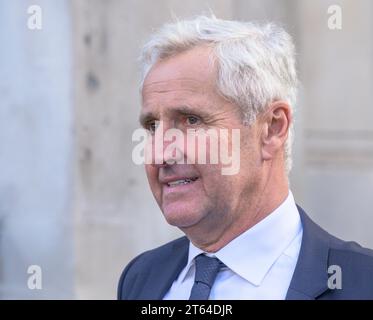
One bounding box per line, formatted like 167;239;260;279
296;0;373;247
0;0;73;298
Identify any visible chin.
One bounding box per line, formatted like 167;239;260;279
162;205;205;228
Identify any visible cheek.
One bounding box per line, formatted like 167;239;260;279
196;164;223;192
198;167;238;212
145;165;159;190
200;142;259;195
240;132;261;163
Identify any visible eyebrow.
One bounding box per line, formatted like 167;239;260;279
139;112;156;127
139;105;211;126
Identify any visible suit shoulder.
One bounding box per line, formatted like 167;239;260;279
299;205;373;266
117;236;188;299
326;234;373;295
329;233;373;262
321;236;373;299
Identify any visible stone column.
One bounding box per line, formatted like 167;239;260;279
296;0;373;247
0;0;73;298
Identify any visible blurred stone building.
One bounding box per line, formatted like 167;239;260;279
0;0;372;299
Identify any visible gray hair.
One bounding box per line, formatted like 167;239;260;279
139;15;298;173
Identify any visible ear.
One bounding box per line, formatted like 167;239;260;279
260;101;292;161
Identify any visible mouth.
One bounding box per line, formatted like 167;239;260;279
166;177;199;188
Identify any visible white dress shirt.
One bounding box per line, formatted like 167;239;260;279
163;190;303;300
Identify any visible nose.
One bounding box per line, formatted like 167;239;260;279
145;122;185;168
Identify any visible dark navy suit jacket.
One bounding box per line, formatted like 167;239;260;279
118;206;373;299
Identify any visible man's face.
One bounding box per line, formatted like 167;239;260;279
141;46;263;238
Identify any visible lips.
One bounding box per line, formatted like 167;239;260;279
166;177;198;187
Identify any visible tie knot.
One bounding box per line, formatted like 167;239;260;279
194;254;224;286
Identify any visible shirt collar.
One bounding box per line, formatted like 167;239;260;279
180;190;302;286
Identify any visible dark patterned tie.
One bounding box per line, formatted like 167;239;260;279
189;254;225;300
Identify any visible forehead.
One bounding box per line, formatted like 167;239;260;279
144;45;216;87
141;46;218;109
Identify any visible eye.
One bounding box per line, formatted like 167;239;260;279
186;115;200;126
146;120;158;134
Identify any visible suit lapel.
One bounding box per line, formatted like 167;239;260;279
135;237;189;299
286;206;331;300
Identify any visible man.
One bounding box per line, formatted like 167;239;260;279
118;16;373;300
